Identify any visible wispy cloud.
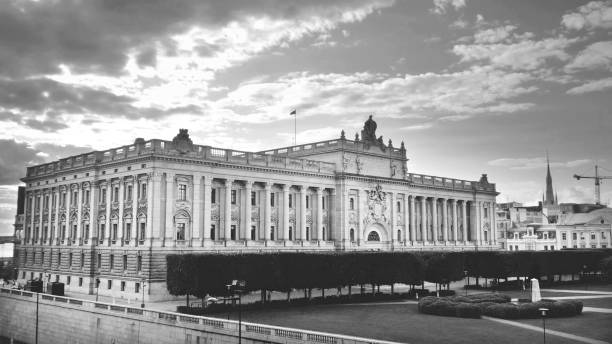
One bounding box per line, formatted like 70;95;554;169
488;157;591;170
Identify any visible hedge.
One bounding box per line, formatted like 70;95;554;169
484;300;583;319
167;250;612;298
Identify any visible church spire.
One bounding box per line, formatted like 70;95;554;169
545;150;555;205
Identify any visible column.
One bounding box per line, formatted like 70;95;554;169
474;201;481;245
66;188;73;243
47;192;53;245
315;187;323;241
118;181;125;245
404;194;410;244
105;185;112;245
389;192;396;243
462;201;468;244
202;177;212;241
431;197;438;243
76;185;83;244
264;182;271;241
54;189;60;245
191;174;202;245
224;179;233;240
282;184;290;240
131;180;138;245
420;197;427;242
243;181;252;240
441;198;448;242
409;196;416;243
164;173;174;244
147;173;159;244
38;193;44;244
300;185;307;240
491;201;497;245
452;199;458;243
360;189;369;244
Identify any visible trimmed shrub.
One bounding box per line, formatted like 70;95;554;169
484;303;520;319
455;303;482;318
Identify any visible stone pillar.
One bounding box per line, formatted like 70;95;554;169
491;201;497;245
264;182;271;241
300;185;307;240
452;199;458;243
431;197;438;243
389;192;396;243
441;198;448;242
360;189;369;244
131;181;138;245
89;185;97;244
420;197;427;242
76;185;83;244
409;196;416;243
147;173;159;244
164;173;174;245
192;174;202;245
224;179;233;240
316;187;323;241
118;181;125;245
105;184;112;245
53;190;60;245
282;184;290;240
244;181;252;241
462;201;468;244
66;188;73;243
202;177;212;241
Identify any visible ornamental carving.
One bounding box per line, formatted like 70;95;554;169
349;212;358;225
251;206;260;220
175;200;190;211
363;184;389;226
172;129;194;154
271;208;279;223
211;204;220;221
306;214;313;224
289;208;296;222
231;205;240;221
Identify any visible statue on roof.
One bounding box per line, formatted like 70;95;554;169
172;129;194;154
362;115;377;142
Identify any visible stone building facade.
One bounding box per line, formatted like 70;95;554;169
15;118;499;300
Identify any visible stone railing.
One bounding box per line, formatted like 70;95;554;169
259;138;405;158
0;288;403;344
406;173;496;193
25;139;336;179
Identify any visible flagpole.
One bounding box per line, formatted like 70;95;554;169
294;110;297;146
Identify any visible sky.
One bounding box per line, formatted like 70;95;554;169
0;0;611;235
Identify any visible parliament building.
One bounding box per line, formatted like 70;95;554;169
15;117;499;300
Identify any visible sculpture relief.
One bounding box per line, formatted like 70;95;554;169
363;184;389;226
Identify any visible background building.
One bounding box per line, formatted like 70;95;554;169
15;117;498;300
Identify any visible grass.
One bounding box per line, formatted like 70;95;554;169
218;302;585;344
516;312;612;342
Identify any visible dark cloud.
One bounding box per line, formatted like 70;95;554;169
23;118;69;132
0;0;377;78
0;139;91;186
136;47;157;67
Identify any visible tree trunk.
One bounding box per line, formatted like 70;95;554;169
186;294;190;308
391;284;394;295
304;289;308;299
372;283;375;295
287;290;291;302
348;285;352;298
322;288;325;298
261;290;266;303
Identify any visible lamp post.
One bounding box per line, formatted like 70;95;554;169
95;278;100;302
35;291;39;344
226;280;246;344
582;265;588;290
141;278;146;308
464;270;468;296
539;308;549;343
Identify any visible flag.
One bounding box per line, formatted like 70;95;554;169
290;109;296;115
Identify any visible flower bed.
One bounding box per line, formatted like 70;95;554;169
417;293;582;319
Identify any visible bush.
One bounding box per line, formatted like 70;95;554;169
455;303;482;318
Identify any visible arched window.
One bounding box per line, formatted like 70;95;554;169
289;227;293;240
322;227;326;241
367;231;380;242
397;229;401;241
349;198;354;210
350;228;355;242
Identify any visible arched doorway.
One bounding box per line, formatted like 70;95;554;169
367;231;380;241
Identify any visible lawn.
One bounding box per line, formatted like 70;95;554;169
516;312;612;342
218;302;585;344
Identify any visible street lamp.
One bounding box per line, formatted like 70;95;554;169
226;280;246;344
95;278;100;302
582;265;588;290
464;270;468;296
141;278;146;308
539;308;549;343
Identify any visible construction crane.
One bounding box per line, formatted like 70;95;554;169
573;165;612;205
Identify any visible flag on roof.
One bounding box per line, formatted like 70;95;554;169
290;109;296;115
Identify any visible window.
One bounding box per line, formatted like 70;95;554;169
210;224;216;240
84;224;90;240
84;190;90;204
72;191;78;206
551;245;554;250
69;253;73;267
43;226;48;241
121;281;126;291
137;256;142;272
350;228;355;242
230;225;236;240
97;254;101;268
602;232;607;239
251;191;256;206
562;233;567;240
55;275;59;282
397;201;401;213
139;223;146;241
80;253;84;268
349;198;354;210
397;230;401;241
123;255;127;270
289;194;293;208
211;189;216;204
113;187;119;202
591;233;596;240
572;233;577;240
367;231;380;242
112;223;118;240
110;254;114;270
126;185;133;201
140;183;147;200
61;193;66;206
67;276;71;285
231;190;236;204
544;246;548;250
61;225;66;240
101;189;106;204
322;227;326;240
176;223;185;240
178;184;187;201
322;197;325;209
125;223;131;243
108;280;112;290
306;196;310;209
289;226;293;240
306;226;310;240
270;226;275;240
78;277;83;287
251;225;256;240
135;282;140;293
270;193;275;207
99;224;105;241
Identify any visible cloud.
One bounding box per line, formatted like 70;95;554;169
431;0;466;15
401;123;434;131
487;157;591;170
473;25;517;44
561;1;612;31
565;41;612;72
566;77;612;94
0;139;90;186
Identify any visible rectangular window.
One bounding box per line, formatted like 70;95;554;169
270;193;275;207
176;223;185;240
562;233;567;240
230;224;236;240
110;254;114;270
112;224;118;240
97;254;101;268
108;280;112;290
113;187;119;202
211;189;216;204
101;190;106;204
139;223;146;241
322;197;325;210
84;224;90;240
591;233;596;240
69;253;73;267
251;191;256;206
572;233;577;240
61;193;66;207
80;253;84;268
84;190;90;204
72;191;78;206
126;185;133;201
123;255;127;270
306;195;310;209
135;282;140;293
178;184;187;201
141;183;147;200
67;276;71;285
125;223;131;243
231;190;236;204
79;277;83;287
137;256;142;272
251;225;256;240
99;224;105;242
289;194;293;208
210;224;216;240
